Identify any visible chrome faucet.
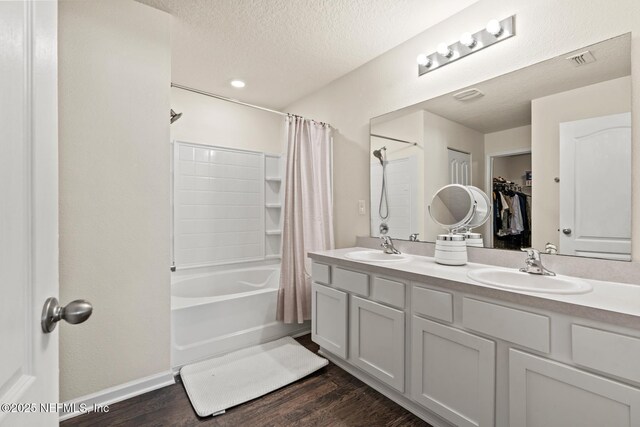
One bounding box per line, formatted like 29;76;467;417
380;236;401;255
409;233;419;242
520;248;555;276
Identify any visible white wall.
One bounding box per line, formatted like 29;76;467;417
58;0;171;401
531;76;631;249
170;87;284;154
484;125;532;157
285;0;640;258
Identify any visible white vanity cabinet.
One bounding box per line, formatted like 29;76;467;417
309;258;640;427
412;316;495;427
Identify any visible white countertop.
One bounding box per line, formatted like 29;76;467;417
309;247;640;327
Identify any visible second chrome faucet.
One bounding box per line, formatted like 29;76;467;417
520;248;555;276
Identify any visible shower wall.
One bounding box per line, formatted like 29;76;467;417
173;143;283;267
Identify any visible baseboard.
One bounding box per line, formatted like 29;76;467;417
318;349;452;427
59;370;175;422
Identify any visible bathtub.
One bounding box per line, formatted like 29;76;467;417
171;262;310;368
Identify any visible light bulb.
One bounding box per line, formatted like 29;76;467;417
460;32;476;48
416;53;431;67
436;43;453;58
486;19;503;36
230;79;246;88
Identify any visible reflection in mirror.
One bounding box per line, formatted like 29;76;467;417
466;186;491;230
428;184;475;231
370;33;632;261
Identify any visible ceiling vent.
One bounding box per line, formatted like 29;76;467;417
566;51;596;66
453;88;485;102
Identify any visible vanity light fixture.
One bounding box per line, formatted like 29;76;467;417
417;15;515;76
437;43;453;58
459;32;477;48
486;19;503;37
416;53;431;67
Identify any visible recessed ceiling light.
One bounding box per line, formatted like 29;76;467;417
230;80;246;88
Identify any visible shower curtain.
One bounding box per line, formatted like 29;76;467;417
277;115;334;324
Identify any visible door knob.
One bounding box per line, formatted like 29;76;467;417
41;297;93;333
562;228;572;235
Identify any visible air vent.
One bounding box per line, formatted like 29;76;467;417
566;51;596;66
453;88;485;102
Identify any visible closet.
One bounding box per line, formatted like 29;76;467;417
493;178;531;250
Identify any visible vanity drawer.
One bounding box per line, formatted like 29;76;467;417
333;267;369;297
312;262;331;285
371;277;405;309
572;324;640;383
413;286;453;323
462;298;550;353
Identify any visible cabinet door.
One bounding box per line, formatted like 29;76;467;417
510;349;640;427
350;296;405;392
311;283;348;358
412;316;495;427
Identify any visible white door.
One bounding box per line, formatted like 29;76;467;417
559;113;631;260
448;149;471;185
510;349;640;427
349;296;404;392
311;283;348;358
1;1;59;425
411;316;495;427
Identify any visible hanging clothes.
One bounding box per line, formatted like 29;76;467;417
492;179;532;249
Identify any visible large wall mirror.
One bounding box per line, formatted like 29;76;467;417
370;33;632;261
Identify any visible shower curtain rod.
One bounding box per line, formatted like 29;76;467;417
171;83;288;117
370;133;418;146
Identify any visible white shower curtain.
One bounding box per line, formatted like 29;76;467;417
277;115;334;324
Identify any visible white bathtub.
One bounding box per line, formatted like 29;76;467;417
171;262;310;368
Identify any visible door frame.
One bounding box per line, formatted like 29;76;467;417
0;0;59;425
484;148;531;248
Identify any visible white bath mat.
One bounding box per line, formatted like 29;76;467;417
180;336;328;417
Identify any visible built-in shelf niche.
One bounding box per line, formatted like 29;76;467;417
265;154;283;259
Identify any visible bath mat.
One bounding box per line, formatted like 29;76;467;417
180;336;328;417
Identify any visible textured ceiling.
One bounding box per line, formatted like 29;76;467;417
136;0;478;109
373;34;631;134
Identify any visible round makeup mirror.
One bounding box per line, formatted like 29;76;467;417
465;186;491;229
428;184;476;231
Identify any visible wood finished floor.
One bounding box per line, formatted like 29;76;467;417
61;335;430;427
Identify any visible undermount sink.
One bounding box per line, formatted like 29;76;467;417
467;268;593;295
344;250;411;263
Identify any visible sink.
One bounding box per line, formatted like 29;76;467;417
344;250;411;263
467;268;593;295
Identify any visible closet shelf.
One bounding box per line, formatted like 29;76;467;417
265;203;282;208
266;230;282;235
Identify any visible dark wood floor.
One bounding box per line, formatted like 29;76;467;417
61;335;430;427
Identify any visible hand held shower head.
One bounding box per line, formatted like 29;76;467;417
372;147;386;166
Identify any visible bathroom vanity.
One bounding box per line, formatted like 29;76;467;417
309;248;640;427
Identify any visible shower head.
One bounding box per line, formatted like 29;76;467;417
170;109;183;124
373;147;386;166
